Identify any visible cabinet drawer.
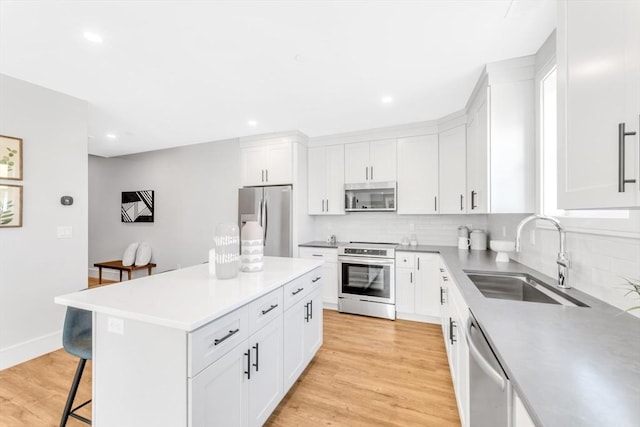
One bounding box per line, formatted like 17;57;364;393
248;287;283;334
188;306;249;377
396;252;415;268
283;274;310;310
298;247;337;263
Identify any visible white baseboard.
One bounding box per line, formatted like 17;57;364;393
0;330;63;370
396;312;441;324
88;266;121;282
323;302;338;311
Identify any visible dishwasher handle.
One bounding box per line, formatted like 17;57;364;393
465;317;506;391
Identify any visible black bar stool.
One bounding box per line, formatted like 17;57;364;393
60;307;92;426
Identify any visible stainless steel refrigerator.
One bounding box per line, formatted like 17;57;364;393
238;185;292;257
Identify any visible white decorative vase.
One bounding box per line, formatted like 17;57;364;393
214;223;240;279
241;221;263;272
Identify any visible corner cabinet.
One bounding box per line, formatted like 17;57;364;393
344;139;397;184
241;142;293;187
395;252;441;322
466;57;536;213
557;0;640;209
308;145;345;215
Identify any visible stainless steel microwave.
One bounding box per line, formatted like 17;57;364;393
344;181;396;212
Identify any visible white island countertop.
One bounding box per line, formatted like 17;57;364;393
55;256;323;332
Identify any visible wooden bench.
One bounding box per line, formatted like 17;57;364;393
94;260;157;284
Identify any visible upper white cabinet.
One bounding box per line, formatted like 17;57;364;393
344;139;397;184
557;0;640;209
241;142;293;187
308;145;345;215
439;125;467;214
397;135;439;214
466;57;536;213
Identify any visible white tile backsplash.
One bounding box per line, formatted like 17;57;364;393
487;215;640;318
313;213;489;246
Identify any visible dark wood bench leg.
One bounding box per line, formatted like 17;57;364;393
119;271;123;282
128;271;132;281
147;265;153;276
98;267;103;284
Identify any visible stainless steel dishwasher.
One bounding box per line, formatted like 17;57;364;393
465;312;512;427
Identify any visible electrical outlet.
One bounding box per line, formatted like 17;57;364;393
530;229;536;245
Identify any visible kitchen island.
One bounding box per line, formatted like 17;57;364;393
55;256;324;427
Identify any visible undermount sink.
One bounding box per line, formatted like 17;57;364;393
464;271;589;307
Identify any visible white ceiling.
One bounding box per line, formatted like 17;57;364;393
0;0;555;157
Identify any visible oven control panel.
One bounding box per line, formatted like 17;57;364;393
343;248;387;257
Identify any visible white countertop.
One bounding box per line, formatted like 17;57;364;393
55;257;323;332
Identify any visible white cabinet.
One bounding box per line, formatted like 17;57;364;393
283;272;323;392
298;246;338;308
439;125;467;214
513;391;536;427
397;135;439;214
466;58;535;213
344;139;397;184
308;145;345;215
439;260;469;427
557;0;640;209
395;252;441;322
241;142;293;186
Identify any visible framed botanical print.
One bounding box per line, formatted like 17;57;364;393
0;135;23;180
0;184;23;227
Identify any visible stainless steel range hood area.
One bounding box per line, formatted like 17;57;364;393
344;181;396;212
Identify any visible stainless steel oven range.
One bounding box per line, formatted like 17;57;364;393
337;242;396;320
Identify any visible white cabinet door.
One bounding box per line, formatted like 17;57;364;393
283;299;306;392
248;318;283;427
415;254;442;317
265;143;292;185
395;268;415;314
344;142;370;184
513;391;536;427
466;98;489;213
242;147;267;187
369;139;397;182
190;341;249;427
558;0;640;209
439;125;467;214
397;135;439;214
325;145;345;214
321;262;338;305
304;286;323;361
308;146;326;215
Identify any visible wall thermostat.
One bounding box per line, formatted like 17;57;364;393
60;196;74;206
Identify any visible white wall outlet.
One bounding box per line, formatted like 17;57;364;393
107;317;124;335
529;229;536;245
57;225;73;238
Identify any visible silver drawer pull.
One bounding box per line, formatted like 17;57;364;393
311;276;321;283
292;287;304;295
312;254;324;257
261;304;278;315
213;328;240;346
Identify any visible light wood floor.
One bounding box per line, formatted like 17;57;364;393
0;310;460;427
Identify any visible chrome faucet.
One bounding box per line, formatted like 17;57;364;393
515;215;571;289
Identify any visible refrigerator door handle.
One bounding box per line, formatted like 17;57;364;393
258;197;264;228
263;198;268;245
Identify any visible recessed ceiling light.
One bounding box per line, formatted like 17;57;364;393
83;32;103;44
106;133;117;139
382;96;393;104
248;120;257;127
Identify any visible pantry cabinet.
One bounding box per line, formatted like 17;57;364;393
308;145;345;215
466;57;535;213
557;0;640;209
397;134;439;214
395;252;441;322
439;125;467;214
344;139;397;184
241;142;293;186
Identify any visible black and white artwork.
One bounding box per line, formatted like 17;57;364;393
121;190;154;223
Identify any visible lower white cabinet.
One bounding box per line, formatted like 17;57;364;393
283;277;323;392
298;246;338;308
395;252;441;322
513;391;536;427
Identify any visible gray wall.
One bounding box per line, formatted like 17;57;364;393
0;74;88;368
88;138;241;277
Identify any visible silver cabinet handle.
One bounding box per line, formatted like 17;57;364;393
321;199;325;212
460;194;464;211
371;166;374;180
312;276;321;283
213;328;240;346
261;304;278;315
261;169;264;182
366;166;368;181
326;199;329;211
465;318;506;391
619;122;637;192
434;196;437;212
471;190;477;210
410;272;413;283
265;169;268;182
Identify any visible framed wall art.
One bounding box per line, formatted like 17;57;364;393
0;135;23;180
0;184;23;228
121;190;154;223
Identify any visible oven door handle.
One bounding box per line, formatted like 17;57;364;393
465;317;506;391
338;256;395;266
